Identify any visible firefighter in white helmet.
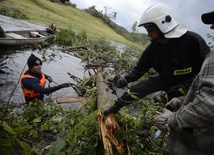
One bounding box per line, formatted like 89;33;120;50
104;4;210;116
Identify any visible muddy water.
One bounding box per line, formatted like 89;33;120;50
0;15;88;107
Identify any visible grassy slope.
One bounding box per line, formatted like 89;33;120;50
1;0;146;50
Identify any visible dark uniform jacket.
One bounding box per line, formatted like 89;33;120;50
124;31;210;87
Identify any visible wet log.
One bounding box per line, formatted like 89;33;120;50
96;67;110;110
96;68;125;155
96;68;113;155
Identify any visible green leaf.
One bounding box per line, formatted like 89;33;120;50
51;139;67;154
50;116;63;123
41;124;49;131
33;117;42;123
29;129;38;138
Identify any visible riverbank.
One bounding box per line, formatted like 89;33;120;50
0;0;147;50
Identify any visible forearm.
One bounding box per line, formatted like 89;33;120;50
169;88;214;130
125;71;145;83
125;66;149;83
32;84;62;94
40;86;62;94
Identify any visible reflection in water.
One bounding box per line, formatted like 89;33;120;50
0;45;87;107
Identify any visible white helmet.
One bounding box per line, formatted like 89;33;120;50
138;4;178;34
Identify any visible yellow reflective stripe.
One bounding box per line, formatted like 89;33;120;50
174;67;192;75
178;88;186;96
127;89;139;100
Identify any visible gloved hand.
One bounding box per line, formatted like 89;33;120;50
106;79;114;90
59;83;70;88
46;75;53;83
114;77;128;88
107;76;127;90
154;108;173;132
104;104;122;116
166;97;184;112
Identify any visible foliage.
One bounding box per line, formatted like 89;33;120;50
84;6;149;45
131;21;138;33
116;98;169;154
0;6;29;19
0;74;168;155
0;97;99;154
49;0;77;8
207;33;214;50
55;28;87;46
0;122;31;155
56;28;142;76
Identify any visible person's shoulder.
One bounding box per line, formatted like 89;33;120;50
178;31;207;43
22;77;39;87
183;31;204;39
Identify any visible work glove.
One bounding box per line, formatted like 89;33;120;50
103;102;123;116
106;78;114;90
59;83;70;88
107;77;128;89
154;92;168;104
114;77;128;88
46;75;53;83
154;108;173;132
166;97;184;112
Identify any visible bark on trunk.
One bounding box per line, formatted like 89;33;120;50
96;67;125;155
96;67;113;155
96;67;110;110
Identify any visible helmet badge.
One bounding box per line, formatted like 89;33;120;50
162;15;172;24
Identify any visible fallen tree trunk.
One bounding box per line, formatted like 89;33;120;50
96;68;125;155
96;67;109;110
96;68;113;155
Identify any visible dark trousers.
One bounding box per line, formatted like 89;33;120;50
119;74;173;105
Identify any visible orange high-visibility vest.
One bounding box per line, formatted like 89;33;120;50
20;71;46;98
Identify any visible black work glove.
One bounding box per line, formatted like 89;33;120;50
114;77;128;88
106;79;114;90
46;75;53;83
107;77;127;88
59;83;70;88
